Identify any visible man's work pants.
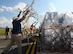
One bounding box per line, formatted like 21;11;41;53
3;34;22;54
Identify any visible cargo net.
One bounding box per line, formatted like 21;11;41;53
40;12;73;53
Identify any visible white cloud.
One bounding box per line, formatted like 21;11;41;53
2;6;14;12
0;17;8;24
0;8;4;12
0;17;12;28
49;2;56;12
2;2;27;13
14;2;27;11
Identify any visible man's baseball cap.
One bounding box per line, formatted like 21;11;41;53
13;16;18;20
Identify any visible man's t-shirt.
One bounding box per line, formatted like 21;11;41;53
12;19;21;34
6;28;9;32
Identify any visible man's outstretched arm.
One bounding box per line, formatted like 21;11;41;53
20;9;30;22
17;11;22;18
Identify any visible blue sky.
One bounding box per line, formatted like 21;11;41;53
0;0;73;28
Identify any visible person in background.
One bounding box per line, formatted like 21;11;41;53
5;26;9;39
1;9;30;54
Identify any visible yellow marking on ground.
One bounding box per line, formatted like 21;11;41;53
25;42;33;54
30;39;37;54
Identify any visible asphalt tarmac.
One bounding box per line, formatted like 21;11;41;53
0;35;37;54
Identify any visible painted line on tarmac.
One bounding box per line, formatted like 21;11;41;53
26;37;38;54
25;42;33;54
30;39;37;54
